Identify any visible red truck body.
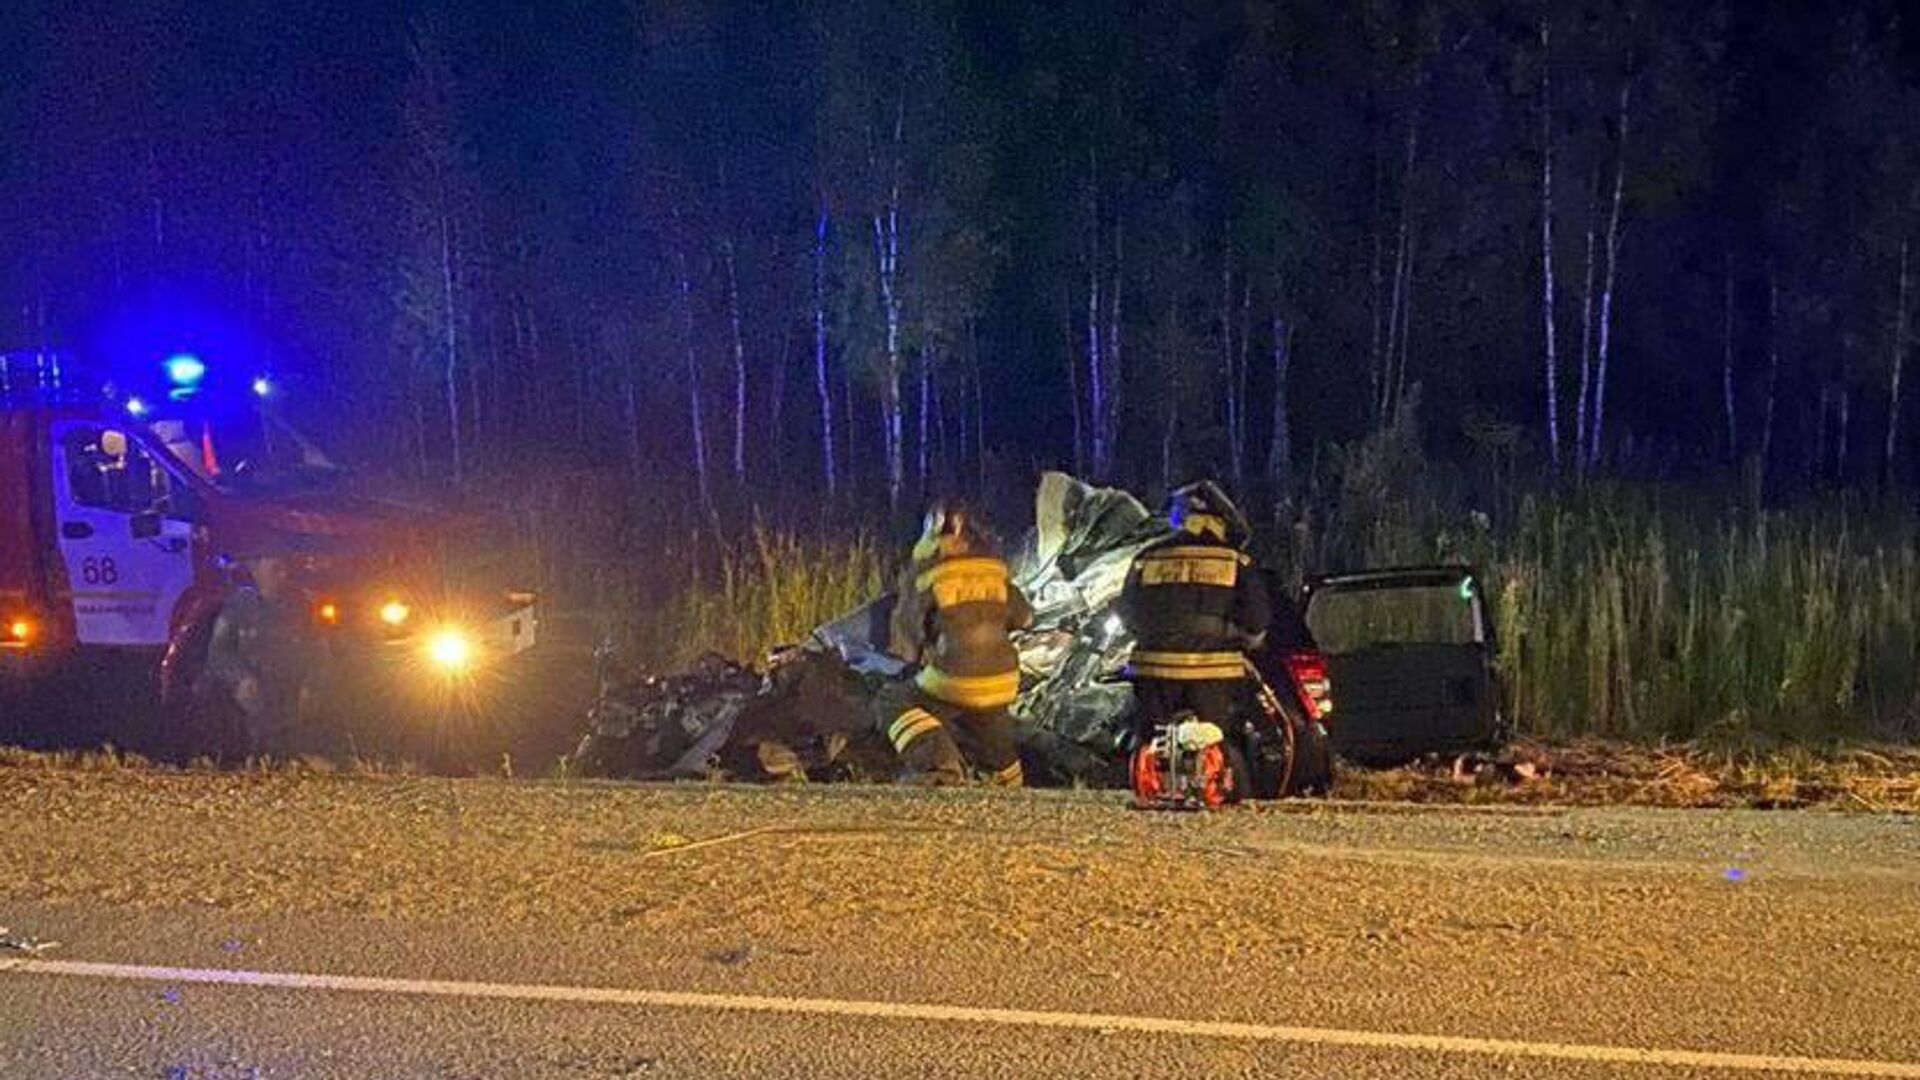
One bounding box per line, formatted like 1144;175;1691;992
2;383;536;721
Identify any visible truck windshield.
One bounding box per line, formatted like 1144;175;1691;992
1306;581;1483;652
151;407;343;495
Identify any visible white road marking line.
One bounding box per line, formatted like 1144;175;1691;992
9;958;1920;1077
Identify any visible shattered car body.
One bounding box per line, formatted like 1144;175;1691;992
572;473;1178;783
568;473;1338;792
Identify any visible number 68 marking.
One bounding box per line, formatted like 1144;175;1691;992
81;556;119;585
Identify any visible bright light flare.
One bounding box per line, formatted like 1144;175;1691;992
379;600;411;627
315;601;340;626
165;353;206;387
252;376;273;398
125;397;149;417
4;618;32;645
426;627;474;672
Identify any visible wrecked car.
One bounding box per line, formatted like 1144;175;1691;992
567;480;1506;793
568;473;1335;795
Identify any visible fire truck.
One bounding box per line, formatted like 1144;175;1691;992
0;347;538;754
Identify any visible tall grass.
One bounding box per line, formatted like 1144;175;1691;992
645;524;885;670
1491;498;1920;740
499;429;1920;743
1281;405;1920;743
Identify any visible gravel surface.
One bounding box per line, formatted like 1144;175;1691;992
3;766;1918;1077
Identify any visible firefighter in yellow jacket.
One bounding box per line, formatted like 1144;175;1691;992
878;501;1033;786
1116;480;1271;741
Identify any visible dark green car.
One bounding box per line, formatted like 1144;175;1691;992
1302;566;1506;766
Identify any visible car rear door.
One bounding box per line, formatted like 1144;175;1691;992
1302;569;1500;765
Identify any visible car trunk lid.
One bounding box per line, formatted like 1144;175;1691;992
1303;567;1499;764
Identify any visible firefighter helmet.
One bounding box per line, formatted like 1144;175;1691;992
1164;480;1251;548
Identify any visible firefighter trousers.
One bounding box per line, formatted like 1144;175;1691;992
874;679;1023;787
1131;676;1248;742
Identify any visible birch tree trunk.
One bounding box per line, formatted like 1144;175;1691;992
1575;182;1599;470
1221;252;1241;490
1538;18;1561;468
971;318;987;492
1722;271;1738;461
1085;182;1106;479
1396;226;1416;413
675;245;717;528
1589;60;1633;469
623;375;643;488
874;99;907;509
874;199;904;508
1381;118;1416;425
1761;276;1781;485
1838;387;1852;482
724;238;748;483
770;324;792;485
439;212;464;486
1887;239;1910;477
1105;221;1124;480
1382;185;1409;424
1370;135;1385;417
1266;310;1292;496
812;205;837;495
1064;286;1084;474
917;344;931;494
1235;279;1252;491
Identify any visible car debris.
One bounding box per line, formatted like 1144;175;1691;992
567;472;1334;794
0;926;59;954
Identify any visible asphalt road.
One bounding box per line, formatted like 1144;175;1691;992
2;772;1918;1078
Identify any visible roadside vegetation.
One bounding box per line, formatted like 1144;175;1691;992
548;404;1920;750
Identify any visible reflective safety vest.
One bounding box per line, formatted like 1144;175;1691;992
1117;536;1270;681
891;547;1032;708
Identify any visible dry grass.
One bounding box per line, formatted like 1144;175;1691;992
6;738;1916;812
1330;739;1920;812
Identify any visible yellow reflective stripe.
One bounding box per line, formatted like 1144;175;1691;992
1130;650;1249;681
1132;665;1247;680
915;667;1020;708
1130;650;1247;667
915;557;1010;608
1137;548;1242;588
887;709;944;750
987;761;1024;787
1147;546;1247;563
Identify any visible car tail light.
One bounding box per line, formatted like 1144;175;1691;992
1284;650;1333;722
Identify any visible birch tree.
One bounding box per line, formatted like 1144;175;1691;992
1538;18;1562;468
395;14;478;486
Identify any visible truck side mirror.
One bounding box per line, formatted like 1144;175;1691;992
130;510;162;540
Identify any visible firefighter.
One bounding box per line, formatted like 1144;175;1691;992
203;549;331;758
877;501;1033;786
1115;480;1271;742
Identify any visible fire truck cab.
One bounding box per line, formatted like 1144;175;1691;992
1;348;538;751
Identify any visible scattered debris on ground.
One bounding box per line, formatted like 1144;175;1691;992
0;926;59;954
1331;739;1920;811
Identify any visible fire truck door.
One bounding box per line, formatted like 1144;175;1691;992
49;421;197;646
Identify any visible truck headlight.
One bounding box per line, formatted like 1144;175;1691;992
426;627;474;672
379;600;411;627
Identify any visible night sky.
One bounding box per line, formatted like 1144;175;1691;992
5;0;1920;507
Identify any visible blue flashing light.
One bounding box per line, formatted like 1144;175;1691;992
252;376;273;398
126;397;149;418
165;353;206;387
